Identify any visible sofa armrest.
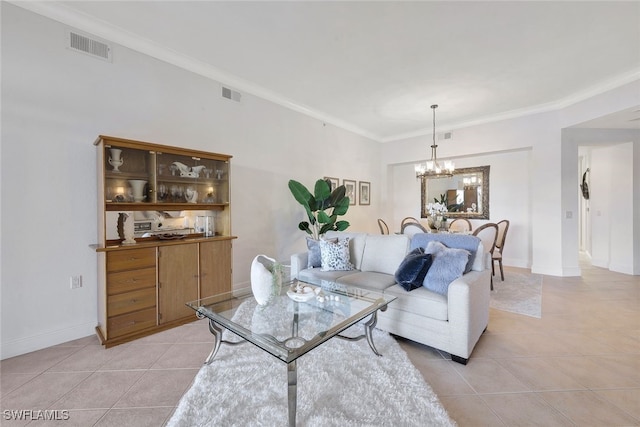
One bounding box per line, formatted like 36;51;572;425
290;252;308;279
446;269;492;358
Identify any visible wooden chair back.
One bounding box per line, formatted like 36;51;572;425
448;218;472;233
377;218;390;235
401;221;428;236
400;216;420;228
495;220;510;251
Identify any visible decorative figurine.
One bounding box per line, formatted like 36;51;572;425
117;213;136;245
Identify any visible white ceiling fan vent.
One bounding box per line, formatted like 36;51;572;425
66;29;112;62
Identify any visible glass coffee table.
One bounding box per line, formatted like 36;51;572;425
186;280;396;427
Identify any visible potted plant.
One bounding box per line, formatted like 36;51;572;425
288;178;350;240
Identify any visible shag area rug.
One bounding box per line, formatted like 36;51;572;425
168;301;456;427
490;272;543;318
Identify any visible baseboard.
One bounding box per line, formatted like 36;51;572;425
1;322;96;360
503;257;531;269
591;257;609;269
608;262;636;275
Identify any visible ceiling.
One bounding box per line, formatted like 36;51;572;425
16;1;640;141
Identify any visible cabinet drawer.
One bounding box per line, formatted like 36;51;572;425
108;287;156;317
107;307;156;339
107;267;156;295
107;248;156;273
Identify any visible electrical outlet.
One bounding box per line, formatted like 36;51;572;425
70;275;83;289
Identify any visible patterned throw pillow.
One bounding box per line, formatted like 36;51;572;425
320;238;354;271
423;241;470;295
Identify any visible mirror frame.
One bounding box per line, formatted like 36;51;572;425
420;165;490;219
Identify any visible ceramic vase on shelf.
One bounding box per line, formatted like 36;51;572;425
128;180;147;202
108;148;123;172
250;255;283;306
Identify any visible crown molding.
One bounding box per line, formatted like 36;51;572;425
9;1;380;141
10;2;639;144
382;68;640;143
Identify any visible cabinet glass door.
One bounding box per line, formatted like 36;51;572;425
104;145;154;205
156;152;228;205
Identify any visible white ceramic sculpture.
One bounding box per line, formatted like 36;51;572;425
185;187;198;203
250;255;282;305
108;148;123;172
191;165;206;177
128;180;147;202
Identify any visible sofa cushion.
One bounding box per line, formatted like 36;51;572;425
410;233;481;273
423;241;470;295
394;247;433;291
320;238;354;271
297;268;357;285
325;231;367;270
307;237;338;268
336;271;398;292
383;284;449;321
360;234;410;275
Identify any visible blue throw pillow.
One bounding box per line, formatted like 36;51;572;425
394;247;433;291
410;233;480;273
423;241;470;295
307;237;337;268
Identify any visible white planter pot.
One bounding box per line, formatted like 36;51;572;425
250;255;281;305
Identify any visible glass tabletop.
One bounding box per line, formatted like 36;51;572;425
186;280;395;363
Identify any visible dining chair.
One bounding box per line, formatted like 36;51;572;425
401;222;429;236
377;218;390;235
473;222;498;290
448;218;472;233
400;216;420;228
492;220;510;281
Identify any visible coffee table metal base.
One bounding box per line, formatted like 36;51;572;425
196;307;387;426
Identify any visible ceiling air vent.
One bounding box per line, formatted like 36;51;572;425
66;29;112;62
222;86;242;102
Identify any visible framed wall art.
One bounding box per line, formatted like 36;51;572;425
359;181;370;205
324;176;339;191
343;179;356;205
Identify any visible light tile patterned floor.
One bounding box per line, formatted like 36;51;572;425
1;261;638;426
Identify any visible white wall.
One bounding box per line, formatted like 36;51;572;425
587;143;635;273
0;4;381;358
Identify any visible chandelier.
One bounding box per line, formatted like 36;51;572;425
414;104;454;179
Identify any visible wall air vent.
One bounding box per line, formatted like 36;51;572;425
66;29;112;62
222;86;242;102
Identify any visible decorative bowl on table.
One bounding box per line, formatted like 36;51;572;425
287;284;315;302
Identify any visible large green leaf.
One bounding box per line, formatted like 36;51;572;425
314;179;332;202
317;210;332;224
332;197;350;216
288;180;311;207
319;223;334;235
335;220;350;231
328;186;346;207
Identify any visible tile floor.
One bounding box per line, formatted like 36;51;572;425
1;261;638;426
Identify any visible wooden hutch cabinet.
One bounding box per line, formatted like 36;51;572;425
93;135;235;347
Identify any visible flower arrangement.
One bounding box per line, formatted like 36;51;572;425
426;202;448;217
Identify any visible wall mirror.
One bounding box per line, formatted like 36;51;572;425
421;165;490;219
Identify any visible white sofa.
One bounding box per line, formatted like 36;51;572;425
290;231;492;364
